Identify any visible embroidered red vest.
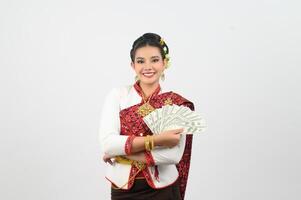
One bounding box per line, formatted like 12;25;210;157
119;81;194;200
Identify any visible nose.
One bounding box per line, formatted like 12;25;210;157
144;61;153;70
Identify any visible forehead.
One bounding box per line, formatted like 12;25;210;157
135;45;161;59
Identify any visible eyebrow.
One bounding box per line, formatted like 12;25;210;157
136;56;160;60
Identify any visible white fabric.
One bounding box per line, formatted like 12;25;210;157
98;84;187;189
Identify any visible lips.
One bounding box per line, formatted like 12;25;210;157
142;72;155;77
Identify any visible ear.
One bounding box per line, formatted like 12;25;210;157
163;58;167;68
131;61;135;70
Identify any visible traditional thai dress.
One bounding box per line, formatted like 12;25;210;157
99;80;194;200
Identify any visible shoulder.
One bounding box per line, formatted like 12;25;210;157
169;91;195;111
104;84;132;100
161;84;193;104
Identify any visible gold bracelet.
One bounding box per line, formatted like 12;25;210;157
144;135;151;151
150;135;154;150
147;135;151;151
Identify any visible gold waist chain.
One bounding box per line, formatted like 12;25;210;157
111;156;146;189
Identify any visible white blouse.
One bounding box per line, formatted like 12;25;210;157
98;84;187;189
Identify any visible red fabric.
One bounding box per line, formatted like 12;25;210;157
133;80;161;103
119;80;194;199
124;135;136;155
176;102;194;200
134;151;155;179
144;151;155;166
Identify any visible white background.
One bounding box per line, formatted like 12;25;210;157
0;0;300;199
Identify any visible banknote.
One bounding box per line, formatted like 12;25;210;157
143;104;207;135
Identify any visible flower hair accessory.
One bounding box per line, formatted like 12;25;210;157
160;38;165;46
165;54;170;69
159;37;171;69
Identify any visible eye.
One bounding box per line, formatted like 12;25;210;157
137;60;144;64
152;59;159;62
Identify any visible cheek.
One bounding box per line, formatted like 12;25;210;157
154;62;165;71
134;64;143;72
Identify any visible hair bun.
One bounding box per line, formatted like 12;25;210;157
142;33;161;41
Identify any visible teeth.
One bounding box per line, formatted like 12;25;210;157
143;72;155;77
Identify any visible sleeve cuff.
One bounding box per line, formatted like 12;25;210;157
124;135;136;155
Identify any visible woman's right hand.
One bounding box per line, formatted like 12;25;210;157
154;128;184;148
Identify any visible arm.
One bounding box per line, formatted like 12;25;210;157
149;133;186;165
98;87;128;157
99;88;164;157
122;133;186;166
103;131;185;165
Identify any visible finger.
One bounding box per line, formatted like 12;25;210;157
107;159;113;165
103;155;111;162
104;158;113;165
174;128;184;133
102;154;108;161
168;128;182;132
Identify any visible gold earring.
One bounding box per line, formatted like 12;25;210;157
135;75;139;81
160;73;165;81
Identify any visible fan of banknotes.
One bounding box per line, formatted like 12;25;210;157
143;104;207;135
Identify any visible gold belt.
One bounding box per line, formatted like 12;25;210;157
111;156;146;189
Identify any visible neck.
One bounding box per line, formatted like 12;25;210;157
139;81;160;99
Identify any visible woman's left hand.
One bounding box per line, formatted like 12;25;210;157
102;153;114;165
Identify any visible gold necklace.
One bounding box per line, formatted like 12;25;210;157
137;92;156;117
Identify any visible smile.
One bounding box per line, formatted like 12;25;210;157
142;72;155;78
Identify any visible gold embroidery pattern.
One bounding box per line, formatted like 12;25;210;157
164;97;173;105
137;102;155;117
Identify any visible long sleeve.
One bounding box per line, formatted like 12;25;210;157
149;133;187;165
98;87;129;157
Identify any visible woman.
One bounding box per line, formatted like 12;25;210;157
99;33;195;200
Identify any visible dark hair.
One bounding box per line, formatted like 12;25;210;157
130;33;169;62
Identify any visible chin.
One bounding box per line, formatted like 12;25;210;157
140;78;159;85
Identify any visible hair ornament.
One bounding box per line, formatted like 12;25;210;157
159;38;165;46
159;37;170;68
165;54;171;69
163;46;167;53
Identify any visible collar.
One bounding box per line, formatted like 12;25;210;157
133;80;161;102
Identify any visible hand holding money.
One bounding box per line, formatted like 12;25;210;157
154;128;184;148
